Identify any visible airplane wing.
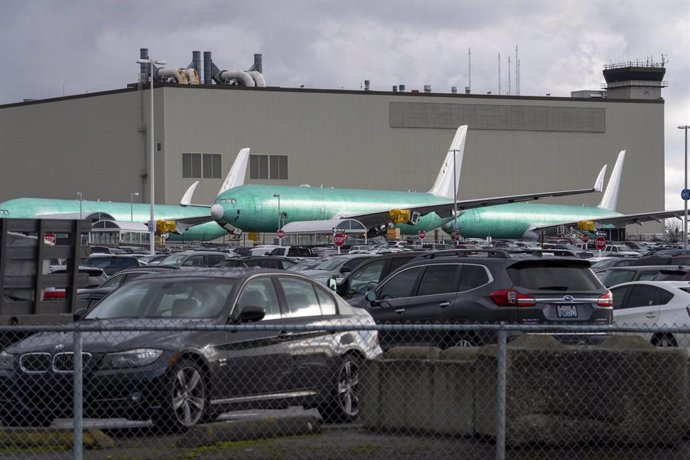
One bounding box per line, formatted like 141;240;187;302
336;183;606;230
529;209;686;234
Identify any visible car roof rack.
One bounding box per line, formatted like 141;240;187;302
413;249;512;260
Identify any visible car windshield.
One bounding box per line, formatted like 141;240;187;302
158;254;187;267
85;278;235;319
314;257;350;271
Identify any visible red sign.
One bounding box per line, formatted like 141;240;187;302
333;232;346;247
594;236;606;251
277;229;285;239
418;230;426;240
44;233;56;245
453;231;460;241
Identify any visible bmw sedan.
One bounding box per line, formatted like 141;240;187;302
0;268;381;430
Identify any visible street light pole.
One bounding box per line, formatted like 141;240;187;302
273;193;281;246
130;192;140;222
679;125;690;249
453;149;458;245
77;192;83;220
137;57;166;255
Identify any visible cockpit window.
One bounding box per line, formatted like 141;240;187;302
219;198;237;205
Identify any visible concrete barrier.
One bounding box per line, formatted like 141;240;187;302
360;335;689;447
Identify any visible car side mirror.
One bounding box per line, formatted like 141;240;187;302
365;290;379;305
238;305;266;323
327;277;337;291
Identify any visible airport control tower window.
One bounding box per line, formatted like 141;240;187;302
183;153;222;179
250;154;288;180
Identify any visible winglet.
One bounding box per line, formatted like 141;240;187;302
180;181;200;206
218;148;250;195
429;125;467;199
594;164;607;192
598;150;626;210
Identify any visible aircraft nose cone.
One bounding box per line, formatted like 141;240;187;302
211;204;225;221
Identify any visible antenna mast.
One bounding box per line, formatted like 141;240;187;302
468;48;472;92
508;56;511;95
498;53;501;95
516;45;520;95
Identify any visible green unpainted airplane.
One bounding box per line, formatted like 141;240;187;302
179;125;607;238
442;150;686;240
0;149;251;242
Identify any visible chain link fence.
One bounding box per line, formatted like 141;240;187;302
0;322;689;459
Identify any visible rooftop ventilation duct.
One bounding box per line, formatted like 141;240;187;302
202;50;266;87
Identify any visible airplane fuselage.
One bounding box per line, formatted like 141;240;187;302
0;198;226;242
213;184;454;234
446;202;621;239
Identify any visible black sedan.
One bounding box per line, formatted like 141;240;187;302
0;269;381;430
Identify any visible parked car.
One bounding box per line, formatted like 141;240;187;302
76;266;180;307
596;265;673;287
43;266;109;301
0;269;382;429
610;280;690;347
298;254;375;284
327;252;425;301
355;252;612;349
216;256;298;270
157;250;235;268
590;257;640;272
138;254;170;265
268;246;318;258
83;254;145;275
652;266;690;281
602;244;640;257
632;249;690;266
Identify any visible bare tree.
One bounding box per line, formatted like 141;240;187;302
666;219;683;243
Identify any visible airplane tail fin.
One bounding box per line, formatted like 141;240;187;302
598;150;626;210
218;148;250;195
180;148;250;207
428;125;467;199
593;164;607;192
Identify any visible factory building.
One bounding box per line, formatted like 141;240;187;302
0;50;668;236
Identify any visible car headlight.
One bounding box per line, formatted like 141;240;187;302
98;349;163;370
0;351;14;371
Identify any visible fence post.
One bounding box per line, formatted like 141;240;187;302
496;329;507;460
73;327;83;460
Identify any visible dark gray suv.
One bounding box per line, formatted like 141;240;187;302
356;251;612;348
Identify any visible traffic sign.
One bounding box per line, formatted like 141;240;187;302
333;232;346;247
453;231;460;241
44;232;56;244
418;230;426;240
682;188;690;201
594;236;606;251
277;229;285;239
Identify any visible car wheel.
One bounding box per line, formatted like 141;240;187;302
652;333;678;348
154;359;208;432
320;354;361;424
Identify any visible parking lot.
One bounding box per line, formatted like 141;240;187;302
4;236;690;459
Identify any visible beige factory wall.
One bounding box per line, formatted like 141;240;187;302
0;89;148;204
161;86;665;231
0;84;665;234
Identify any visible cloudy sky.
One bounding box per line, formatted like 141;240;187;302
1;0;688;209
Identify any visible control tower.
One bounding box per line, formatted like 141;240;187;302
603;58;667;99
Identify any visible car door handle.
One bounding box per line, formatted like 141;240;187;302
395;308;405;314
645;313;657;319
439;301;450;308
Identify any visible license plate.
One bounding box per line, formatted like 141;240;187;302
556;305;578;318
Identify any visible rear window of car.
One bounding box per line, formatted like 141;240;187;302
507;262;601;291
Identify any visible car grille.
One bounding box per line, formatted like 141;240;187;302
19;352;92;374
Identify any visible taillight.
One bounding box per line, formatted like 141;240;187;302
490;289;536;307
597;290;613;307
43;290;66;300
